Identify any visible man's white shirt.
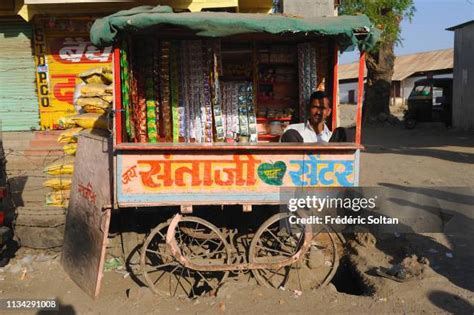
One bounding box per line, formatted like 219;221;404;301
282;121;332;143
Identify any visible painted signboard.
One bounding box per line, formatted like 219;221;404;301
34;18;112;129
117;151;358;206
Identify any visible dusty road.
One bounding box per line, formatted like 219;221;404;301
1;125;473;314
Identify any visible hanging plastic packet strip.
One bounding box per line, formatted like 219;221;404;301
180;41;191;141
186;42;197;141
144;42;157;143
177;41;187;140
136;41;148;143
160;41;172;142
189;40;204;143
310;43;318;93
220;82;228;140
203;44;214;143
245;83;258;143
238;83;249;138
170;41;180;143
129;39;141;142
120;40;133;140
297;43;305;122
212;44;224;141
231;83;240;138
152;40;161;140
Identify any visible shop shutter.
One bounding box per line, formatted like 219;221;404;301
0;19;39;131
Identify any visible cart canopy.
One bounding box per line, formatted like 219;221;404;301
90;5;379;51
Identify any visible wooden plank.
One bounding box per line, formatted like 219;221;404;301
114;143;364;152
117;150;358;206
61;131;113;298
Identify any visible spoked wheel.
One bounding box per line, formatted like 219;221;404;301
140;220;191;298
300;228;340;289
249;212;308;290
249;212;339;291
140;217;231;298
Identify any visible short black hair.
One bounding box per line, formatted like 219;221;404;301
306;91;329;112
309;91;328;102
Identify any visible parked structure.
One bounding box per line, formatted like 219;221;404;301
447;20;474;130
339;49;453;106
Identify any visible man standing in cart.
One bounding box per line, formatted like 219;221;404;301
281;91;346;143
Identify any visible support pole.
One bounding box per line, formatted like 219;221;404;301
113;46;122;145
355;50;365;145
331;42;339;131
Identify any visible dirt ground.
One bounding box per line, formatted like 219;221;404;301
1;124;473;315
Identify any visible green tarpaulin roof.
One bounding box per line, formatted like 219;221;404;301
90;5;379;51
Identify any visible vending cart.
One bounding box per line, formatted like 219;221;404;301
61;5;377;298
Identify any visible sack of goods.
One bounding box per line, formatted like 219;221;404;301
45;190;71;208
76;97;111;114
43;161;74;175
43;178;72;190
78;66;113;85
63;143;77;156
57;127;83;144
58;116;78;129
70;113;108;130
80;83;113;98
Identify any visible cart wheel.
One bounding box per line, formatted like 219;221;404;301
249;213;339;291
141;217;230;298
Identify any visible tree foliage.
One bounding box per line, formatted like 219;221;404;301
340;0;415;46
339;0;416;121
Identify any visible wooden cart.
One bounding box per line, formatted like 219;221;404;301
61;6;373;299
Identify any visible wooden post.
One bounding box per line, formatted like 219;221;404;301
355;50;365;145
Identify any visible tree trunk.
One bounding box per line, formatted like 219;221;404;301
363;39;395;123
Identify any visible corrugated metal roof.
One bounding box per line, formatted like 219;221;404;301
0;20;39;131
339;48;453;81
446;20;474;31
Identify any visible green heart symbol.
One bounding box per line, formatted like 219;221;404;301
257;161;287;186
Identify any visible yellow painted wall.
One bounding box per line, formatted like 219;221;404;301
238;0;273;13
156;0;238;12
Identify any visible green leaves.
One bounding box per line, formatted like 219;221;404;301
340;0;415;46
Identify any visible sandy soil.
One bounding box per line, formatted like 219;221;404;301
0;125;473;315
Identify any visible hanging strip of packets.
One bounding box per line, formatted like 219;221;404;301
121;38;257;144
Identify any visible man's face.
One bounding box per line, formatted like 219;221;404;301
308;97;331;125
